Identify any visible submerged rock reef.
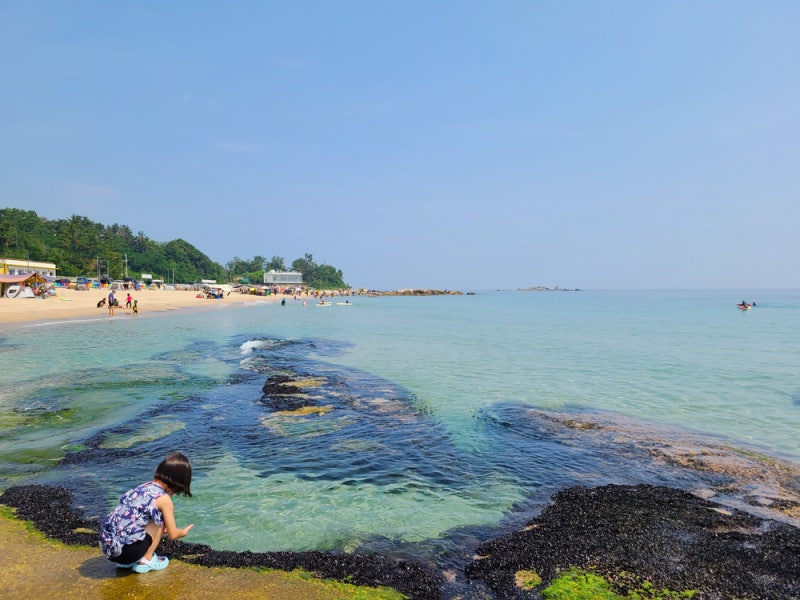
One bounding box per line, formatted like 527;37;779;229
3;482;800;599
4;354;800;599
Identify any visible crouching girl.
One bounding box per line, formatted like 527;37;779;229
99;451;195;573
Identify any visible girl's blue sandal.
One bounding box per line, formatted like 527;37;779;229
132;553;169;573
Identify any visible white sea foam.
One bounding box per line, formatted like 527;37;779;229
239;339;272;354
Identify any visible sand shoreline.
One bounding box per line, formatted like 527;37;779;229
0;286;282;326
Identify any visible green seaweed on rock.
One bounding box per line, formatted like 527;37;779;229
542;569;696;600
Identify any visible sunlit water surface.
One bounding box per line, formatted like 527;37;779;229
1;290;799;572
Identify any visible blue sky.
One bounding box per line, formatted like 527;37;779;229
2;2;798;290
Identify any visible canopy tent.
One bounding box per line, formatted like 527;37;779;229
0;273;46;284
201;283;233;293
200;283;234;299
0;272;48;298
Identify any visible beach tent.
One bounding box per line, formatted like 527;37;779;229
0;272;47;298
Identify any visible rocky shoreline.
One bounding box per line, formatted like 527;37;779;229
362;289;466;296
4;386;800;599
0;484;442;599
467;483;800;599
3;480;799;599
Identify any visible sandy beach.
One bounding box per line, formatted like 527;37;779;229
0;286;281;325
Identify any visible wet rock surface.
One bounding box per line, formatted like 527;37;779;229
465;483;800;600
260;374;314;411
0;485;99;546
4;481;800;599
0;485;442;600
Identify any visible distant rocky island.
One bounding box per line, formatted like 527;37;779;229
518;285;582;291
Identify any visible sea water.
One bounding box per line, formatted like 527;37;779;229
1;290;799;570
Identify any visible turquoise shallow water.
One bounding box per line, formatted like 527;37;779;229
1;290;799;569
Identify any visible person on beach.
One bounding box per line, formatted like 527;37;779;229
108;290;116;316
126;293;132;309
98;451;194;573
97;298;106;308
132;299;138;315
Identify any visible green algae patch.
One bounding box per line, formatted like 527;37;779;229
542;570;621;600
0;508;409;600
0;405;80;430
100;417;187;449
0;505;37;534
259;567;406;599
1;445;66;464
542;569;696;600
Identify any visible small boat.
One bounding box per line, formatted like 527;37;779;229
336;302;354;306
315;301;332;307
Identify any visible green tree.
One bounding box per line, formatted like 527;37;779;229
265;256;286;271
0;208;344;287
291;253;346;289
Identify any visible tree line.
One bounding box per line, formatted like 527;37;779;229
0;208;347;289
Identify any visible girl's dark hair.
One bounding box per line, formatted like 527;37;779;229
154;451;192;497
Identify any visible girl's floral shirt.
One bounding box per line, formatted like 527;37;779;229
98;481;166;558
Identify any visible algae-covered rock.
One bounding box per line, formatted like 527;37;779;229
466;484;800;599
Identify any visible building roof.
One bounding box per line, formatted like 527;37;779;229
0;273;47;284
0;258;56;268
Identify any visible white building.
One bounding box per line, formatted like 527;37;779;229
263;270;303;285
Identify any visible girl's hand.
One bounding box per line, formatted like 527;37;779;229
155;494;193;540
